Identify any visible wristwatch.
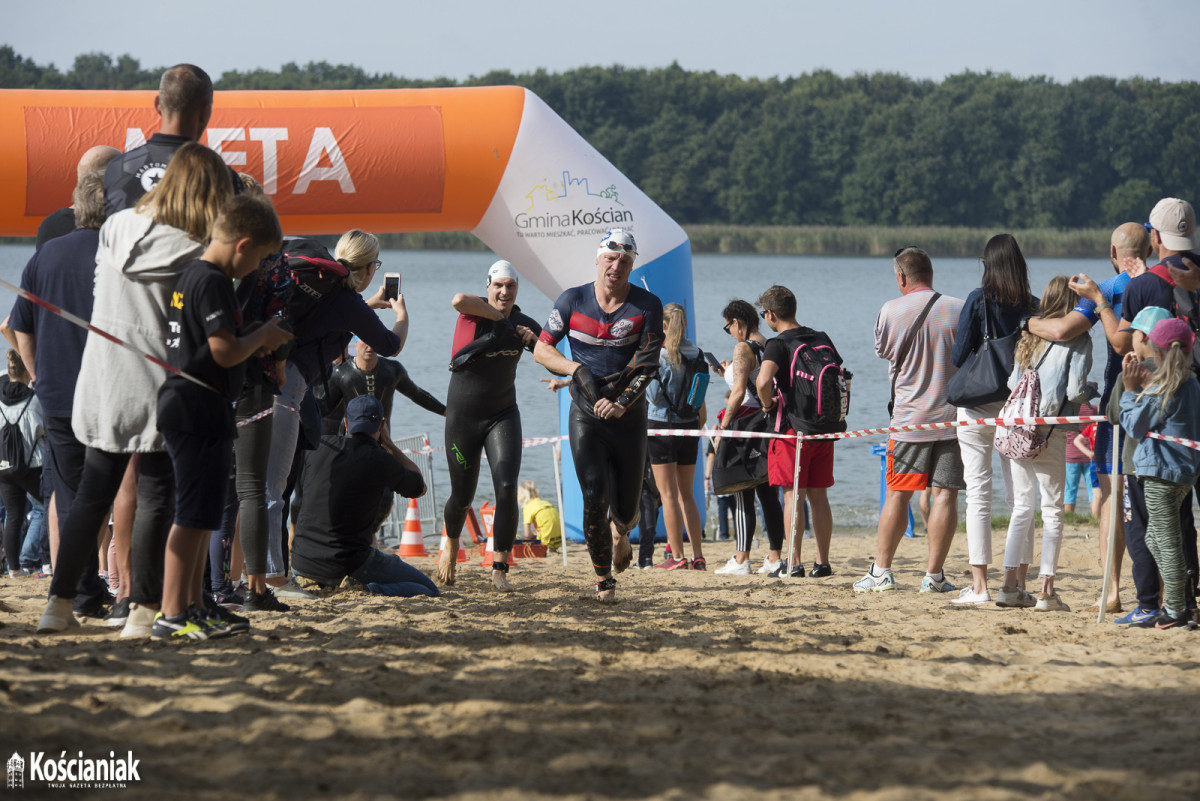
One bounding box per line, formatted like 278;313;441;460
1019;316;1031;333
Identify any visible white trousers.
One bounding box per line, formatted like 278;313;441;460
956;402;1013;566
1003;428;1066;576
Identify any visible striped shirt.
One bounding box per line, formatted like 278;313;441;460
875;288;964;442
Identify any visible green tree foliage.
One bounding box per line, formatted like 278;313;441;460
3;47;1197;229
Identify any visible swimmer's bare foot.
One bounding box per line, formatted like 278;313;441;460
596;576;617;603
612;524;632;574
492;559;514;592
437;539;459;585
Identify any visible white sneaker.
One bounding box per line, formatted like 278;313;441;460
37;596;80;633
996;586;1037;608
951;587;991;605
715;557;751;575
853;567;896;593
1034;592;1070;612
757;558;783;575
119;603;157;639
273;576;317;600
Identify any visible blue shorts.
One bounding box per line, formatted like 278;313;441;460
1092;422;1124;475
1064;461;1098;505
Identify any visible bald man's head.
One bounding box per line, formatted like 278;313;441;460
1112;222;1152;258
77;145;120;179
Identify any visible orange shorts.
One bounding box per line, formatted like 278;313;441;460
768;434;834;489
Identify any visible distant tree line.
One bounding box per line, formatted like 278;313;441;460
4;46;1198;231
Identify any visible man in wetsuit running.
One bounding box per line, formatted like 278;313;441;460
534;229;664;602
319;338;446;437
437;260;541;591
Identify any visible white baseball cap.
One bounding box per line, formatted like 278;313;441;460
1149;197;1198;252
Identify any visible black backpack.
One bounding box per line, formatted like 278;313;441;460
0;396;34;477
771;336;851;434
664;351;710;419
239;238;351;388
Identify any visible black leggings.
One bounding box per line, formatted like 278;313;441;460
733;482;784;553
0;468;41;572
443;405;522;554
49;448;173;606
569;403;647;576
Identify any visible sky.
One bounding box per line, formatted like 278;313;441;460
5;0;1198;85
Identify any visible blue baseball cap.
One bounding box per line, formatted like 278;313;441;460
345;395;384;435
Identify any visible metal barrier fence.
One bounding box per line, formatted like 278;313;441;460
379;433;439;550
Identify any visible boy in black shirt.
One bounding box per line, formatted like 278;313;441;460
152;195;293;641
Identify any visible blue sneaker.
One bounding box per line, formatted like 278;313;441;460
1113;607;1157;626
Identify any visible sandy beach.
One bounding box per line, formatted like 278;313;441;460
2;522;1198;800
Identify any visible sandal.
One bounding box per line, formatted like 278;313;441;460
691;557;706;571
596;576;616;596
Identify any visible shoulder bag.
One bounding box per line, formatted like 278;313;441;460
945;297;1020;408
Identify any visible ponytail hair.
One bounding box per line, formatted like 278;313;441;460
662;303;687;367
7;350;29;384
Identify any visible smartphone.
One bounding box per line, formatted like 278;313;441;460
703;351;723;372
384;272;401;301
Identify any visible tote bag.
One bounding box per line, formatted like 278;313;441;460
946;299;1018;408
712;408;769;495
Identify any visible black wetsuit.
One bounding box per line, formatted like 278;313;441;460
538;283;664;576
443;303;540;555
318;357;446;436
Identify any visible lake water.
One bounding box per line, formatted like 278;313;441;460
0;244;1109;532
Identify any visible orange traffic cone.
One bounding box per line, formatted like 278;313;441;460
438;526;469;563
479;501;517;567
397;498;429;557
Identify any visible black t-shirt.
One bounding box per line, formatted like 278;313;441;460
761;325;844;434
1122;255;1200;386
35;207;77;251
291;433;426;584
103;133;193;216
156;260;243;437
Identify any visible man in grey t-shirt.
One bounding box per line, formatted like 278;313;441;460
855;247;965;594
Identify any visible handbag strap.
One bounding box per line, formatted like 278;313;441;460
890;292;941;410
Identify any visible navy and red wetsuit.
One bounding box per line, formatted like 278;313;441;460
539;283;664;575
443;303;541;554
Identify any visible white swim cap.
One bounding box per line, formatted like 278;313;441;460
486;259;519;286
597;228;638;259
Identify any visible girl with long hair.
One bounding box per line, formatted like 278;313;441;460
645;303;707;570
950;233;1038;605
996;276;1091;610
1119;318;1200;628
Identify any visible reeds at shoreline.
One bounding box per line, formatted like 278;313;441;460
1;226;1112;258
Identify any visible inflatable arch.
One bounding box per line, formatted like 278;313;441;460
0;87;698;543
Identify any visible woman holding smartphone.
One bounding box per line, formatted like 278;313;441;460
438;260;541;591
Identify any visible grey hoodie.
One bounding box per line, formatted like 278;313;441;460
72;209;204;453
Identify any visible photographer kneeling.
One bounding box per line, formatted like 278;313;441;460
291;395;439;597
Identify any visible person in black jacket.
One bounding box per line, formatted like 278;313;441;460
291;395;435;597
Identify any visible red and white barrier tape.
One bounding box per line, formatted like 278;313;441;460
0;276;218;393
1145;431;1200;452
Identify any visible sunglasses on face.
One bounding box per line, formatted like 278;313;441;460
722;321;734;334
759;309;770;320
602;241;636;254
